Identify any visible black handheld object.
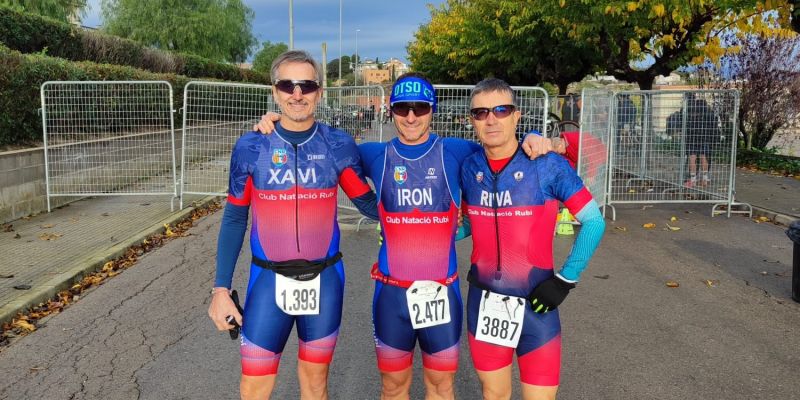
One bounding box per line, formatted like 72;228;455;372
227;290;244;340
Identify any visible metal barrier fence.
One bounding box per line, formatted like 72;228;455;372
179;82;384;210
578;89;613;208
40;81;178;212
180;81;271;208
550;94;582;123
433;85;548;140
606;89;751;218
320;86;385;212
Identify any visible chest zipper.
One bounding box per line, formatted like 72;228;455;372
293;143;300;253
491;173;502;280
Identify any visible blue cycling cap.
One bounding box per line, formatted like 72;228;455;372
390;76;437;112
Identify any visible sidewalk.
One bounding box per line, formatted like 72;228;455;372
1;168;797;326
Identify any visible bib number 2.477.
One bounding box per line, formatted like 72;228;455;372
275;274;320;315
406;281;451;329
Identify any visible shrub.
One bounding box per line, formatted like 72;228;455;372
0;44;192;146
0;6;268;83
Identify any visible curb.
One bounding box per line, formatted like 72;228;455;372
751;205;799;227
0;196;221;326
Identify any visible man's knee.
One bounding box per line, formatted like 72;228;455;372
298;360;330;394
240;375;274;400
423;369;455;399
381;369;412;397
481;385;512;400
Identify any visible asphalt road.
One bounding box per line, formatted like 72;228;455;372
0;204;798;399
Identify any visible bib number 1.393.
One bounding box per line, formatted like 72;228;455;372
275;274;320;315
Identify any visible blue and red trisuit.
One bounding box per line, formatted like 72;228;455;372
461;150;597;386
369;137;463;372
224;126;373;376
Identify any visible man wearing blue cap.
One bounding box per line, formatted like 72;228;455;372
256;72;556;399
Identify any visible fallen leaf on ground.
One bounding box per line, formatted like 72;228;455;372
763;259;781;264
760;271;769;276
643;223;656;229
38;232;62;241
614;226;627;232
164;224;175;237
13;233;21;239
670;216;678;222
754;216;770;223
0;274;13;279
593;275;610;279
666;281;679;288
666;224;681;231
628;189;636;193
12;320;36;332
29;366;45;372
13;284;31;290
703;279;719;287
38;224;54;229
101;261;114;273
2;224;13;232
101;212;110;217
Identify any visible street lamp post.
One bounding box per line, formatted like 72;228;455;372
288;0;294;50
355;29;360;86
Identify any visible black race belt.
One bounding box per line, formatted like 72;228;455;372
252;252;342;281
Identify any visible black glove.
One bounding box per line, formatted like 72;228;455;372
528;276;576;313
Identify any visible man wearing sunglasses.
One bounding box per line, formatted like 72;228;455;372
208;50;379;400
255;73;557;399
460;78;605;400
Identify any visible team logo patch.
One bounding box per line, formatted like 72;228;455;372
514;171;524;181
476;171;484;183
272;149;288;167
394;166;408;184
428;168;435;176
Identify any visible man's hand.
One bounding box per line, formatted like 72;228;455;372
520;134;556;159
528;276;576;313
208;289;242;330
253;112;282;134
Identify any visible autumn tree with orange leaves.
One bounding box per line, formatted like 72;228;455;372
410;1;797;90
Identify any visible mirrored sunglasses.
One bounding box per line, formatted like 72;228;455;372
390;102;432;117
469;104;516;121
274;79;320;95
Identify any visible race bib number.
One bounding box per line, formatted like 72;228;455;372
475;290;525;348
406;281;450;329
275;274;320;315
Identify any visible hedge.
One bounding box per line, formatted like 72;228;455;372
0;44;192;145
0;6;268;84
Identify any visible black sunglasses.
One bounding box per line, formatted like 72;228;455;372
470;104;516;120
274;79;320;95
391;102;432;117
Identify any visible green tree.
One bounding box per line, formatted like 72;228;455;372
100;0;257;63
408;0;600;92
538;0;796;90
252;41;288;75
327;55;352;79
0;0;86;22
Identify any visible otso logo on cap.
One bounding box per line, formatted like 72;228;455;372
390;77;437;112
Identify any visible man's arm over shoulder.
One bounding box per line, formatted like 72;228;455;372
330;132;379;220
442;137;482;164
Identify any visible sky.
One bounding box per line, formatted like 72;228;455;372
82;0;446;64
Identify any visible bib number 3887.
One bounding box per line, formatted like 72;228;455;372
406;281;450;329
275;274;320;315
475;290;525;348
